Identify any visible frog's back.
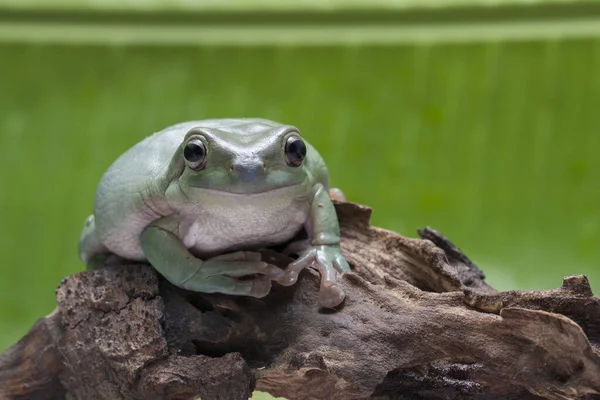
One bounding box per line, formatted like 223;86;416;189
93;121;189;259
188;118;282;133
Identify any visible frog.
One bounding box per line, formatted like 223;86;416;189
79;118;351;308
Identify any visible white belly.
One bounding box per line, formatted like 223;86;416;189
180;190;311;257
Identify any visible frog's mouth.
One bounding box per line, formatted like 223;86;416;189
180;177;310;200
183;181;308;197
179;168;309;196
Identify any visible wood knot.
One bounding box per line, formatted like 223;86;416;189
561;275;594;297
289;352;327;371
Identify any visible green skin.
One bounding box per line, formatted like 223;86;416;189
79;118;351;307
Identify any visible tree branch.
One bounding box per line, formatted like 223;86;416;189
1;202;599;400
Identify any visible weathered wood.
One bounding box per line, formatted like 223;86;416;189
1;201;599;400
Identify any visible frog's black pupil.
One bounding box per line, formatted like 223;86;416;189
286;137;306;167
184;141;205;163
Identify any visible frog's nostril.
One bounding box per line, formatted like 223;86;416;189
231;161;265;183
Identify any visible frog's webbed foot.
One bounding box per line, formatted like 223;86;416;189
276;245;350;308
179;251;283;297
182;251;285;298
142;225;284;299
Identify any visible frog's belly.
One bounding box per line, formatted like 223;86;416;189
182;195;310;257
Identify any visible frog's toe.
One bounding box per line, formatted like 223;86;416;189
262;264;286;280
202;252;282;279
276;250;314;286
277;269;300;287
334;254;351;273
208;275;272;298
211;251;263;262
244;275;272;298
289;249;314;269
319;284;346;308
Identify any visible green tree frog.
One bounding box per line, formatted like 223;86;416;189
79;119;351;307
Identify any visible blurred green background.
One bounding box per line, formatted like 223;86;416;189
1;4;599;397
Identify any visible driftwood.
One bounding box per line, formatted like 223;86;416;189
1;201;599;400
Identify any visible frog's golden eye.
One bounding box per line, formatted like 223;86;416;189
183;138;207;170
285;135;306;167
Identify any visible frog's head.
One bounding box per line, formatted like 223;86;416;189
173;121;311;195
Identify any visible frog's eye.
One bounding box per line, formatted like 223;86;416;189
183;138;207;170
285;135;306;167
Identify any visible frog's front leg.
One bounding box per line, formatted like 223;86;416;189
278;184;351;308
141;217;283;298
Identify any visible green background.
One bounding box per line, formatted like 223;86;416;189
0;5;599;400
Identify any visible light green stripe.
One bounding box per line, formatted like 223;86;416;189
0;0;585;13
1;19;600;45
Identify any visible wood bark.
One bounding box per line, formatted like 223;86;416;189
1;201;599;400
